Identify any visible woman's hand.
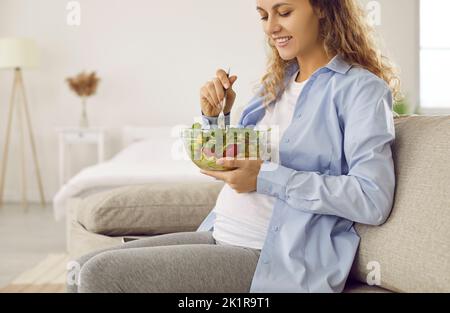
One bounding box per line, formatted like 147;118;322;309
200;69;238;117
200;158;263;193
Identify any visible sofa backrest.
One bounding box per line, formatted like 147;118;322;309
351;115;450;292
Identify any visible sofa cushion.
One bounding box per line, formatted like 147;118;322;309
351;115;450;292
343;280;391;293
77;182;224;236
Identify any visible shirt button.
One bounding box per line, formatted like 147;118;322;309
273;226;280;232
263;259;270;264
285;138;290;143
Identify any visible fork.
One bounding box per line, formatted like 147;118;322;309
218;67;231;129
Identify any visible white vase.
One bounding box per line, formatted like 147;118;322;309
79;97;89;128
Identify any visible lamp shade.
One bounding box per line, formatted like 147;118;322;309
0;38;39;69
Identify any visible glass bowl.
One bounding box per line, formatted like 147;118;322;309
180;123;271;171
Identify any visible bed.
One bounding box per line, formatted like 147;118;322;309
52;125;222;257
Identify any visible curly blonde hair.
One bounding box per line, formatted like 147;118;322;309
258;0;402;106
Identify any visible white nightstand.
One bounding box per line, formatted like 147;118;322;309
56;127;105;186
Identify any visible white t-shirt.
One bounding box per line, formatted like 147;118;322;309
213;71;308;249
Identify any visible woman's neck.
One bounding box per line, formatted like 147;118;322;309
296;46;335;83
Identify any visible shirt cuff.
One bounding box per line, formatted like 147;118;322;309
201;111;231;128
256;161;294;201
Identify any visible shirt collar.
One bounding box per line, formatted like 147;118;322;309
240;55;352;126
285;54;352;78
326;54;352;74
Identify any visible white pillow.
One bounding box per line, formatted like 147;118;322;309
113;126;189;164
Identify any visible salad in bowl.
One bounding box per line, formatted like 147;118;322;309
180;123;271;171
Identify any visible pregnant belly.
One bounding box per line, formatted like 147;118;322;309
213;184;276;232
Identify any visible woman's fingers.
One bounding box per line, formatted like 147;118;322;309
206;81;220;109
213;78;225;105
229;75;238;87
200;169;229;182
200;69;238;116
216;70;238;91
216;69;231;89
201;86;215;110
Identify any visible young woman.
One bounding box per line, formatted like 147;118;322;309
68;0;399;293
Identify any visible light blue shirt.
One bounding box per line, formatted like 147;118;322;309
197;55;396;293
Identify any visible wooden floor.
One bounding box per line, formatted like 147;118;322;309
0;203;66;288
0;253;69;293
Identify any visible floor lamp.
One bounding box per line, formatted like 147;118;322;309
0;38;46;209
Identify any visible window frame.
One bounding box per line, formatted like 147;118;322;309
419;0;450;114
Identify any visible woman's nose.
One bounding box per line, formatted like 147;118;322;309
265;17;282;35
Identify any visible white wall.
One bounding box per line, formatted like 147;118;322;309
0;0;267;202
362;0;420;110
0;0;419;203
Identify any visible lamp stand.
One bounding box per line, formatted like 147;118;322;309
0;68;46;208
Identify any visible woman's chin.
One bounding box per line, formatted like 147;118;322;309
277;49;298;61
278;52;296;61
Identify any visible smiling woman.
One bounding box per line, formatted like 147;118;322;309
69;0;399;294
198;0;399;293
256;0;401;107
256;1;321;60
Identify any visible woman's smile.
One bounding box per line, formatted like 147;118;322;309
274;36;293;48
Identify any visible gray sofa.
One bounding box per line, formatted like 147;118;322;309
66;115;450;293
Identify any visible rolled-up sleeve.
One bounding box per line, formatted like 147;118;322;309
257;79;396;226
201;111;231;129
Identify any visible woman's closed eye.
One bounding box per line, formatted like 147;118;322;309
279;11;292;17
260;11;292;21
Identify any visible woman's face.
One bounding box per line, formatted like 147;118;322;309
256;0;322;60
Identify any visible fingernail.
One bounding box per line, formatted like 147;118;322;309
225;83;230;89
216;159;224;165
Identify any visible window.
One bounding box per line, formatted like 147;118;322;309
420;0;450;110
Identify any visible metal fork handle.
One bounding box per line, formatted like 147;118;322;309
218;68;230;129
